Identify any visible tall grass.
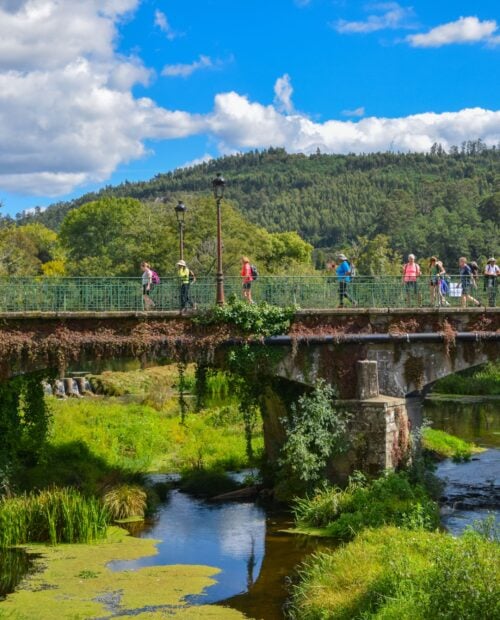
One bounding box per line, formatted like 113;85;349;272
0;488;109;547
422;428;482;461
102;485;147;520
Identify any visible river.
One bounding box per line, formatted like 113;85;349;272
1;398;498;618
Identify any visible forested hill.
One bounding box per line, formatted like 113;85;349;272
19;144;500;264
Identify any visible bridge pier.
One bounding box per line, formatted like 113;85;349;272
261;360;411;484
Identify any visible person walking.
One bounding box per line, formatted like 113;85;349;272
241;256;254;304
459;257;481;307
436;260;450;306
402;254;421;306
429;257;440;306
484;257;499;307
177;260;195;312
141;261;155;310
336;253;356;307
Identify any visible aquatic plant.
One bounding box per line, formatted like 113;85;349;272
102;485;147;520
0;488;108;547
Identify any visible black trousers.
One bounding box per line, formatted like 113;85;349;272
180;283;193;309
339;281;356;306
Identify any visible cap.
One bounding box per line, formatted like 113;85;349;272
337;253;347;261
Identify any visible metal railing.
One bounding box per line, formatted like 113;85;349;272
0;276;497;312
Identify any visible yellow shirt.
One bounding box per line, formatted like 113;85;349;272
178;266;190;284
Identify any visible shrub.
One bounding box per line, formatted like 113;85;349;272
102;485;147;521
290;525;500;620
432;362;500;396
179;469;240;499
293;472;439;540
0;488;108;547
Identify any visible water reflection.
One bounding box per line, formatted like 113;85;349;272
0;549;35;600
110;490;266;604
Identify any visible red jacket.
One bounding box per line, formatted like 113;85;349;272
241;261;253;283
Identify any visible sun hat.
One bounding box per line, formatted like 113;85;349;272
337;253;347;261
177;260;187;267
487;257;496;263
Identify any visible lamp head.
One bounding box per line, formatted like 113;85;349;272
212;173;226;200
174;201;187;223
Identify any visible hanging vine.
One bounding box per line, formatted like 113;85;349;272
177;361;188;425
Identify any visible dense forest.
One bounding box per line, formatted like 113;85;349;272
10;142;500;271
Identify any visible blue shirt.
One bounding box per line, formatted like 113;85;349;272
336;260;351;283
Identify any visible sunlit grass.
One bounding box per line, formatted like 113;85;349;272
432;362;500;396
422;428;483;461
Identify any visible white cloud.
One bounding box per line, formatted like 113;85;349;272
407;16;499;48
342;106;366;117
274;73;294;114
333;2;416;34
162;55;213;78
1;2;499;197
154;9;180;41
181;153;214;169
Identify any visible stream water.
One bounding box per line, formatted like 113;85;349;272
1;399;498;618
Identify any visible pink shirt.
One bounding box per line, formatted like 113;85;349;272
403;262;420;282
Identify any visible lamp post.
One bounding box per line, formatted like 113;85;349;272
174;201;187;261
212;173;226;306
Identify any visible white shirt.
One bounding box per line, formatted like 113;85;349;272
142;268;152;286
485;264;500;276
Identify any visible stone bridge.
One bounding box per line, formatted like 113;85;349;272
1;307;498;480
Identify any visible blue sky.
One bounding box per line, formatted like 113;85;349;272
1;0;499;215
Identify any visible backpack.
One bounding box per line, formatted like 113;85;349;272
189;270;195;283
250;264;259;281
150;270;160;285
347;261;356;278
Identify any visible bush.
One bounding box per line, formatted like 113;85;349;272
0;488;108;546
293;472;439;540
290;525;500;619
102;485;147;521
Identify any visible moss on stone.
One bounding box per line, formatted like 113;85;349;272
0;527;244;619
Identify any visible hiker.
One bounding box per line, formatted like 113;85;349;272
459;257;481;307
402;254;421;306
241;256;254;304
140;261;155;310
177;260;195;312
484;257;499;307
336;253;356;307
429;257;440;306
470;261;480;292
436;260;450;306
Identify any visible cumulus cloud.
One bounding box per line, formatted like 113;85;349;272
407;16;499;48
274;74;294;113
333;2;416;34
162;55;214;78
342;106;366;117
154;9;180;40
181;154;214;169
206;93;500;155
1;2;499;197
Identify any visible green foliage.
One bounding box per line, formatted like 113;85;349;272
293;472;439;540
278;381;351;498
290;526;500;620
422;428;482;461
57;194;313;277
432;363;500;395
0;224;61;276
0;488;108;547
102;485;147;520
23;146;500;268
0;373;52;484
197;295;296;337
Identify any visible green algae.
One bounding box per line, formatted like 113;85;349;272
0;527;245;620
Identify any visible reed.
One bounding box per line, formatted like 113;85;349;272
0;488;109;547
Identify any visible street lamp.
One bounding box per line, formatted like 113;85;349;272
174;201;187;261
212;173;226;306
